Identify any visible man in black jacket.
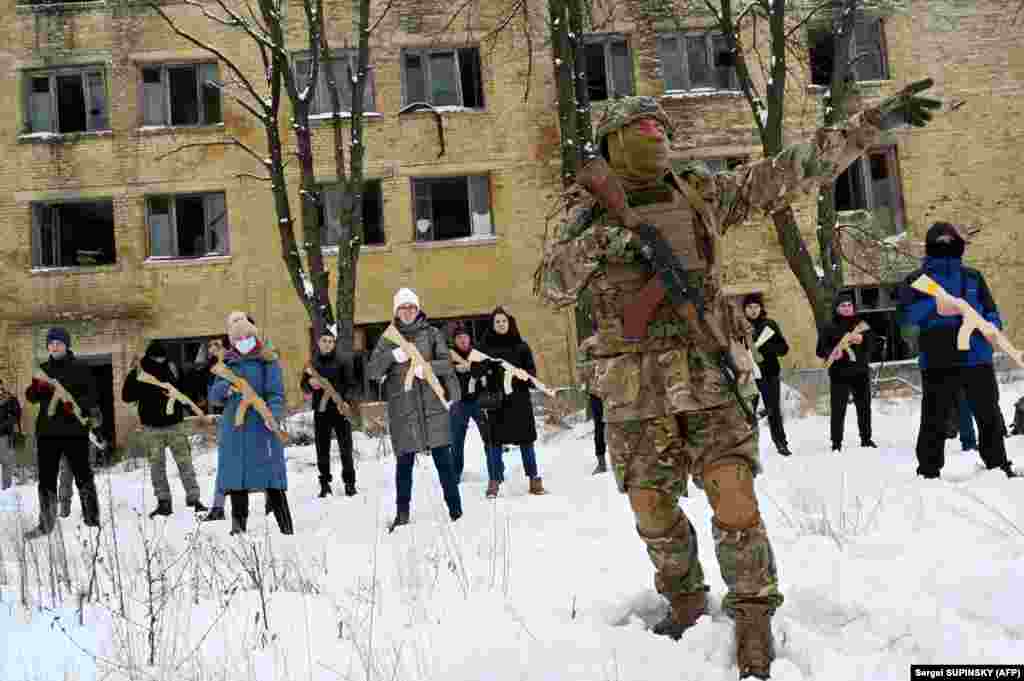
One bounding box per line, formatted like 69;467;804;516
123;341;207;517
301;331;357;498
743;293;792;457
816;293;878;451
24;327;102;538
0;378;22;489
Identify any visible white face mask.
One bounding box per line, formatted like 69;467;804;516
235;336;257;354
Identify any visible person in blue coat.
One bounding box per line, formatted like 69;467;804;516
899;222;1016;479
209;311;293;534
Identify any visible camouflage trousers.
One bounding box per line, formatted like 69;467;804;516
606;400;784;617
133;425;200;504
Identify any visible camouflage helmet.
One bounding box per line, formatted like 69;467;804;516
593;96;675;143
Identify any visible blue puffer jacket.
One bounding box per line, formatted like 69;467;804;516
900;256;1002;370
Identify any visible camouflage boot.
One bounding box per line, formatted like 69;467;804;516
735;602;775;679
651;590;707;640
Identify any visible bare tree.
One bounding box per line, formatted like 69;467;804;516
151;0;388;351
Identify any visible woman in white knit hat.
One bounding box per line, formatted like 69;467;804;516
367;288;463;531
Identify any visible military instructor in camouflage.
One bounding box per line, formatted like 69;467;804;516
537;82;940;679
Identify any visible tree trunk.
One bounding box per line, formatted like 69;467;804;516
549;0;578;187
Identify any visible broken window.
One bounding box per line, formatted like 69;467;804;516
294;50;376;116
25;67;109;134
583;34;635;102
411;175;493;242
402;47;484;109
808;15;888;86
141;63;222;127
31;200;116;268
656;32;738;92
834;145;905;237
147;192;229;258
319;180;386;247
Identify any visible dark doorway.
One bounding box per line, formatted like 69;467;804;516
79;355;114;456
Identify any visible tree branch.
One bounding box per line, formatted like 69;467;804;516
368;0;398;34
153;138;269;166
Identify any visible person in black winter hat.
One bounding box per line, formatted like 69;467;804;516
448;321;491;483
123;340;208;518
816;293;878;451
899;222;1016;479
24;327;103;538
743;293;792;457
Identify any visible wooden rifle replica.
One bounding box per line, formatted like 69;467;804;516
910;274;1024;367
450;349;557;397
382;325;452;410
823;321;871;369
209;362;288;443
135;366;205;418
303;364;353;417
35;369;106;450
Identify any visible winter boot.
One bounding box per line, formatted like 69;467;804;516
388;511;410;533
735;602;775;680
860;438;878;448
318;480;333;498
202;506;226;522
528;477;547;495
229;492;249;536
999;462;1018;479
59;496;72;518
651;590;707;641
485;480;500;499
80;481;101;528
831;442;841;452
450;509;463;522
592;458;608;474
188;499;209;513
775;444;792;457
266;489;294;535
24;490;58;541
344;482;357;497
149;499;173;519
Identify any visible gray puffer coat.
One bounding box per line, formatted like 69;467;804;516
367;314;460;455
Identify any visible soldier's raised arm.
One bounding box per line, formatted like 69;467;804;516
694;79;941;233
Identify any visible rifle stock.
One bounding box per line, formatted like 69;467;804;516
823;321;871;369
911;274;1024;367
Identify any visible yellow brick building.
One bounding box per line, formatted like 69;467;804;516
1;0;1021;446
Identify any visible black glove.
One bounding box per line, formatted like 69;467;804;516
874;78;941;130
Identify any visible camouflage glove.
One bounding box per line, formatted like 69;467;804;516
873;78;941;130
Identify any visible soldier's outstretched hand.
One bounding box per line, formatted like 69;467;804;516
875;78;942;129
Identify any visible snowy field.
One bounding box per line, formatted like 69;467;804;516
2;382;1024;681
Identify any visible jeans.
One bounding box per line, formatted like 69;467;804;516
395;446;462;517
449;399;486;481
486;443;539;482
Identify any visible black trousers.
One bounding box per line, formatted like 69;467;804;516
589;394;606;460
37;436;94;497
916;365;1008;477
314;410;355;484
829;372;872;445
755;375;788;447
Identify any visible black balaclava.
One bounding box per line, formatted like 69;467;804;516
925;222;966;258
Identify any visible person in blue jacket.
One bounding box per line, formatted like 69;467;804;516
899;222;1016;479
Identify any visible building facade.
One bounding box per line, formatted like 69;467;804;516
1;0;1021;446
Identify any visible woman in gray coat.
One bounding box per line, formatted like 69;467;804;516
367;288;463;531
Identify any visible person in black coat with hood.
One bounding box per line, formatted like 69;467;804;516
742;293;792;457
24;327;102;538
478;307;547;498
300;330;358;498
816;292;878;451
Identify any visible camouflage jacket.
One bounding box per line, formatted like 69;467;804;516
538;109;884;422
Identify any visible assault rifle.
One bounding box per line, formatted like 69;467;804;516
135;366;205;417
575;158;755;427
823;321;871;369
209;362;288;443
303;364;353;417
910;274;1024;367
34;370;107;449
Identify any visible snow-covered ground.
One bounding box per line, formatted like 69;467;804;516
3;382;1024;681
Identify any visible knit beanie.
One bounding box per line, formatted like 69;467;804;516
393;288;420;313
46;327;71;348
